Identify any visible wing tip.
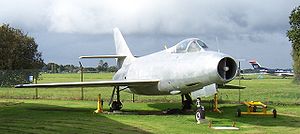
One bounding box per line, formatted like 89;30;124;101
15;84;23;88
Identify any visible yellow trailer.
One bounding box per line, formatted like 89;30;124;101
236;101;277;118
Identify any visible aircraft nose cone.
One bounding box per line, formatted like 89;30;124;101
224;66;229;72
217;57;237;82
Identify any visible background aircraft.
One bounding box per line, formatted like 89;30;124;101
16;28;238;111
249;60;294;77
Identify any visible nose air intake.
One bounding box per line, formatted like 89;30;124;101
217;57;237;82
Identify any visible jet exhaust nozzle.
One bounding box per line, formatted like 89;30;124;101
217;57;237;82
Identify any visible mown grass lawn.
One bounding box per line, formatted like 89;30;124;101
0;73;299;133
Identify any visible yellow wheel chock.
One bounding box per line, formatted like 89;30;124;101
94;94;103;113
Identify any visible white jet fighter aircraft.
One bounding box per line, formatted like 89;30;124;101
16;28;238;111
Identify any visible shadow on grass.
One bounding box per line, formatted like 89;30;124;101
0;102;151;134
116;102;192;115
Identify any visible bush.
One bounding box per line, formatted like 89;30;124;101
0;70;40;87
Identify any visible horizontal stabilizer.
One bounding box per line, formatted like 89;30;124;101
79;55;126;59
15;79;159;88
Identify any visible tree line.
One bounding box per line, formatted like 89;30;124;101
43;60;117;73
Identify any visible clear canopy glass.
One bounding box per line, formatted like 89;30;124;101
172;38;208;53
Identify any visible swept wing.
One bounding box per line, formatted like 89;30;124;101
15;79;159;88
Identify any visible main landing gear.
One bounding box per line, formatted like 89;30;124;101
109;86;123;111
181;94;193;110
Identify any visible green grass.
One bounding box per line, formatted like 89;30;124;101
222;76;300;104
0;73;299;133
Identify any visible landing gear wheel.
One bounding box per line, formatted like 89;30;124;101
110;101;123;111
109;86;123;112
195;111;201;122
237;108;241;117
272;109;277;118
195;108;205;122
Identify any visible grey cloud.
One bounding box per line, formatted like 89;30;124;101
0;0;51;32
45;0;298;35
1;0;298;37
0;0;299;68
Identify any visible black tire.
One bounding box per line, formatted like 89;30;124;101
237;108;241;117
111;101;123;111
195;111;201;122
273;109;277;118
195;108;205;122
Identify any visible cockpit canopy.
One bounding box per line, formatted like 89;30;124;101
169;38;208;53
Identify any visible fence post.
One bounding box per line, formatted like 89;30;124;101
79;62;84;100
35;77;38;99
132;94;135;102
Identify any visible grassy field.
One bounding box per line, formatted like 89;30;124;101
0;73;299;133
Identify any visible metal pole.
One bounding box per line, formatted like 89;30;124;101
35;76;38;99
238;61;241;86
132;94;135;102
239;88;241;103
79;62;84;100
238;61;241;103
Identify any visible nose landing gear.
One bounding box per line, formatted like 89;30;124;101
195;97;205;123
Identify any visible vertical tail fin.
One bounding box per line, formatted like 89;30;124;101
113;28;135;67
249;60;262;70
249;60;268;70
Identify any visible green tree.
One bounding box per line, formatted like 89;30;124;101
0;24;44;86
0;24;44;70
97;60;109;72
107;66;118;72
46;63;59;73
287;6;300;83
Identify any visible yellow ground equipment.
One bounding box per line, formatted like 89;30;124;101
213;93;222;113
237;101;277;118
94;94;103;113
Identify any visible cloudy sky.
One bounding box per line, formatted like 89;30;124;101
1;0;299;68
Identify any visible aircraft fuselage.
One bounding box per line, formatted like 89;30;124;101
114;50;237;95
